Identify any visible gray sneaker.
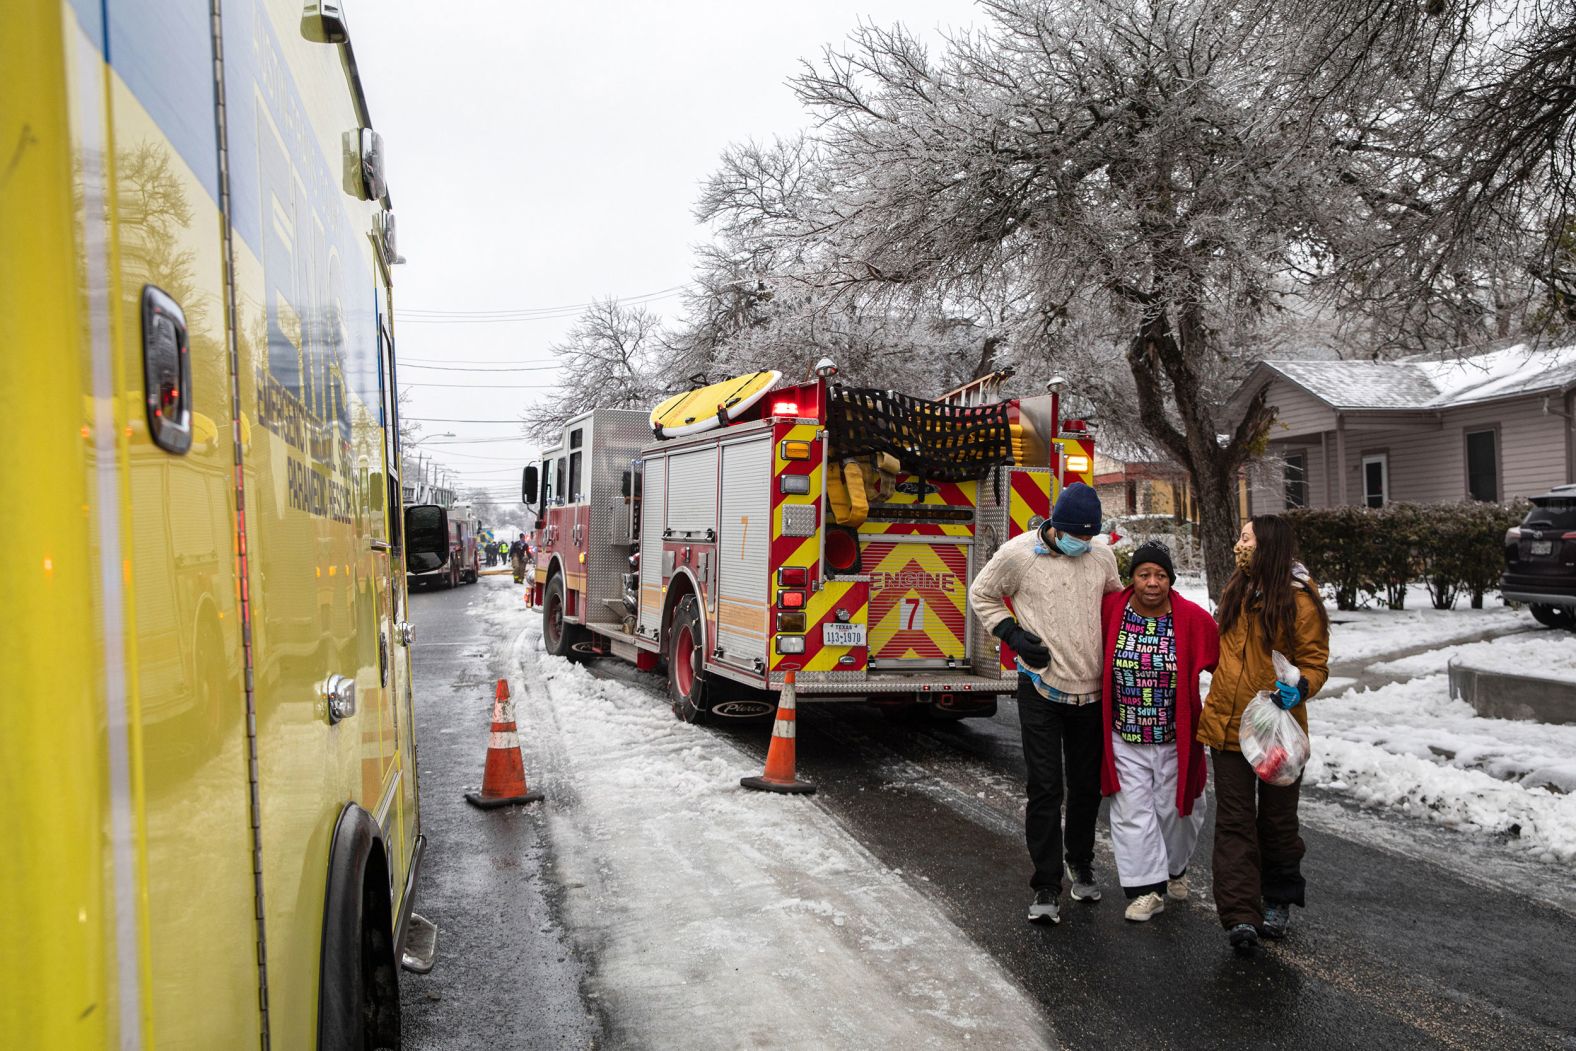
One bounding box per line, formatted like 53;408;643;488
1027;887;1061;925
1262;903;1291;939
1065;861;1102;902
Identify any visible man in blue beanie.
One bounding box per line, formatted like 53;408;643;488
969;482;1122;924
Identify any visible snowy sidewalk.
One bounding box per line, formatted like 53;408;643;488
498;585;1056;1050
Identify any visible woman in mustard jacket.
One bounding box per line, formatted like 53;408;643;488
1197;514;1329;952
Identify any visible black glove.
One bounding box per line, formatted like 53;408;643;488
993;618;1051;667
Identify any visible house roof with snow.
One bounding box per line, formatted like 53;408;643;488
1229;343;1576;417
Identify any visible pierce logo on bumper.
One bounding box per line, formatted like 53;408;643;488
711;700;776;718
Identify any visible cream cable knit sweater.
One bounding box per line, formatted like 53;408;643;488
969;532;1123;695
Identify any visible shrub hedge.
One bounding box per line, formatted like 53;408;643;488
1284;501;1528;611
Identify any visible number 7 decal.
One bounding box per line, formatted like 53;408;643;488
899;597;924;631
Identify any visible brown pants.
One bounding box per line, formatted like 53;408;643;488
1210;747;1306;929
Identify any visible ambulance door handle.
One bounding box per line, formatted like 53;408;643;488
321;674;357;724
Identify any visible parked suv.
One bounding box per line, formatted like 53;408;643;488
1502;484;1576;629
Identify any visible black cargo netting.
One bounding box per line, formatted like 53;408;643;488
827;386;1014;482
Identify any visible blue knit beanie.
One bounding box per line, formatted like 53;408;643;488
1047;481;1102;536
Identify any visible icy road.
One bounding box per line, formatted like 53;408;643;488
400;576;1575;1050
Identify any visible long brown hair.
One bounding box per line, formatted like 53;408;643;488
1217;514;1329;646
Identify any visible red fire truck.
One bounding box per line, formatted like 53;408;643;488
522;362;1096;721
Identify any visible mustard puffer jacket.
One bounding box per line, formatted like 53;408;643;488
1196;577;1330;752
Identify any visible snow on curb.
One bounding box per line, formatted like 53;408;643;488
503;606;1056;1050
1307;665;1576;863
1305;737;1576;864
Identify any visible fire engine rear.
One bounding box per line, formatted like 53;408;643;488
522;364;1096;721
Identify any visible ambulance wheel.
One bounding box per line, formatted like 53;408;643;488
543;573;587;661
667;595;713;723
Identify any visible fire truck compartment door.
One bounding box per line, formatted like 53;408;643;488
864;539;970;668
638;457;666;637
666;447;719;536
716;438;772;665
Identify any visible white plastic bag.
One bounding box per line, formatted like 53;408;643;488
1237;650;1310;786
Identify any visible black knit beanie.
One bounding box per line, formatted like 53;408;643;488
1129;540;1175;583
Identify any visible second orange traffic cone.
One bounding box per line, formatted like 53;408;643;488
465;678;544;809
741;671;816;795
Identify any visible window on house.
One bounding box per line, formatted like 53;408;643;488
1466;429;1498;502
1362;454;1388;508
1284;452;1308;509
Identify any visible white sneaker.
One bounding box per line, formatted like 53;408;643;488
1124;892;1166;922
1166;874;1190;901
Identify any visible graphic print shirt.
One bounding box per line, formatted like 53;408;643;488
1112;605;1178;744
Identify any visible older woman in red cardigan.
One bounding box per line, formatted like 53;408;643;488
1098;541;1220;922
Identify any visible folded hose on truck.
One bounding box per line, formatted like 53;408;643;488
825;453;901;528
826;461;867;528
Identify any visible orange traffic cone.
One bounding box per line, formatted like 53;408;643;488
741;671;816;795
465;678;544;809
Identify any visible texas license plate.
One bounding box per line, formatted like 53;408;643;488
822;622;866;647
1532;540;1554;556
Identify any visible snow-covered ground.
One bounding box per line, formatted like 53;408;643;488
1312;601;1576;864
494;583;1056;1050
1307;669;1576;864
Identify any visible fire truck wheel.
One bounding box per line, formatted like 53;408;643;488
666;595;713;723
543;573;588;661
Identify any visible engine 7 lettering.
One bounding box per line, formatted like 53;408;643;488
875;570;957;593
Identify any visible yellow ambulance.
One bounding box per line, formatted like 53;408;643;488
3;1;437;1046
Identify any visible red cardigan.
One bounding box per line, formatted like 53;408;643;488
1098;588;1220;816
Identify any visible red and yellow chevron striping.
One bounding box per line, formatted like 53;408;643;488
864;541;968;663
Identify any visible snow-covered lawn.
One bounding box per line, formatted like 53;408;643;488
1307;668;1576;864
1310;607;1575;864
1326;599;1527;666
495;582;1055;1050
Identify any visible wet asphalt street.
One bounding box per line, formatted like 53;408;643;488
398;576;603;1050
402;576;1575;1050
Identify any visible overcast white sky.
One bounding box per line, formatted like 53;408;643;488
353;1;978;504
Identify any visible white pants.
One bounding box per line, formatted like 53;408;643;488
1109;734;1206;890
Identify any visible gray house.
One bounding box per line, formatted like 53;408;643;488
1230;345;1576;513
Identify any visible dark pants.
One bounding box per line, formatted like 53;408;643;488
1210;747;1307;929
1017;677;1103;892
